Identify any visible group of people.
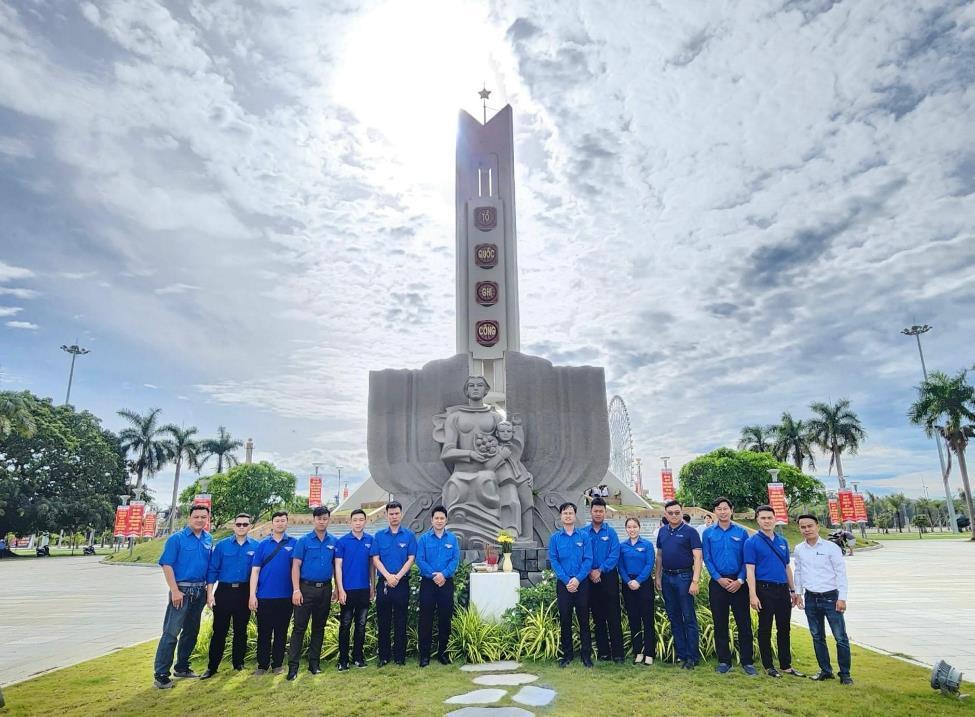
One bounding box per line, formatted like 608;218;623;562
153;494;852;689
548;497;853;684
152;500;459;689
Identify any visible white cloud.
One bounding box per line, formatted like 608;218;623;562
5;321;38;330
0;261;33;283
0;307;22;317
0;288;40;299
143;383;158;389
154;283;201;295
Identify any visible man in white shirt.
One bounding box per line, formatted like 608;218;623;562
793;514;852;685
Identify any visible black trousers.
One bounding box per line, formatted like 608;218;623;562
556;580;592;662
288;581;332;668
376;578;410;663
621;578;656;657
207;583;250;671
590;569;625;660
709;579;754;666
339;588;371;664
418;577;454;660
756;581;792;670
256;597;293;669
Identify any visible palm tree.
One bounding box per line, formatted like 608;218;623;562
738;424;776;453
808;399;865;489
773;412;816;470
908;369;975;539
117;407;172;489
0;391;36;438
885;493;908;532
201;425;243;474
163;424;200;532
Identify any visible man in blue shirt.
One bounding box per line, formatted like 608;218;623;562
335;508;375;670
287;506;338;680
249;510;297;675
702;497;755;676
583;497;624;663
370;501;417;666
744;504;803;678
548;501;594;667
416;505;461;667
201;512;258;679
153;503;213;689
654;499;703;669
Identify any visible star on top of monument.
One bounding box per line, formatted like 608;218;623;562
478;86;491;100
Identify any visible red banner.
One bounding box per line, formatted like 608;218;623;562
853;493;868;523
113;506;129;537
661;468;675;501
766;483;789;525
194;494;212;531
142;512;157;538
837;489;856;523
828;499;840;526
309;476;322;508
126;501;145;538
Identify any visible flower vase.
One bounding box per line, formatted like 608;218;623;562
502;552;513;573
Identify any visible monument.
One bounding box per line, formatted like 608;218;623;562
368;96;611;554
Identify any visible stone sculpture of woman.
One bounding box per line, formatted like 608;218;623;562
433;375;513;547
485;419;533;542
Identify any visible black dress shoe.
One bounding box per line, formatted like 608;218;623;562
199;669;216;680
233;664;244;671
354;660;368;669
438;655;451;666
377;659;389;668
782;668;805;678
582;659;594;668
286;668;298;681
558;659;571;668
766;668;782;678
418;658;430;668
613;657;625;664
840;675;854;685
394;660;406;666
809;671;834;681
337;662;350;672
308;665;322;675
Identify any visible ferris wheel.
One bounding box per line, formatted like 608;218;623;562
608;396;635;489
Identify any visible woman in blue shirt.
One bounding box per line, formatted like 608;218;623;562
619;517;655;665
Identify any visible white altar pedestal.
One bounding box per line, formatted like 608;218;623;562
470;572;521;621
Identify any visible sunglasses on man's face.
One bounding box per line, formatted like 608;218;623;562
235;523;250;527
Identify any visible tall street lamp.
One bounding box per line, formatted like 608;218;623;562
60;343;90;406
901;324;958;532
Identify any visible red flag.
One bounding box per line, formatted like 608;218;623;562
113;506;129;537
766;483;789;525
309;476;323;508
837;489;856;523
828;499;840;526
142;512;157;538
853;493;868;523
661;468;676;501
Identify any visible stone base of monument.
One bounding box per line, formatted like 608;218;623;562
470;571;521;621
463;548;549;589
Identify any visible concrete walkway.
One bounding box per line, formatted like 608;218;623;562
793;539;975;677
0;557;165;686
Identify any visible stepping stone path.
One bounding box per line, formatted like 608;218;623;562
445;660;558;715
472;673;538;686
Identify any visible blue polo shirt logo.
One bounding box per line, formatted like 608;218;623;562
575;541;583;547
636;547;645;552
445;543;453;549
247;550;255;556
285;546;293;551
732;537;741;542
600;535;608;541
398;542;407;548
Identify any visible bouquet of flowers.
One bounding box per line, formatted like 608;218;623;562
497;530;514;555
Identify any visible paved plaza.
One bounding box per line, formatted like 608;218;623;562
1;541;973;689
0;557;164;686
793;538;975;677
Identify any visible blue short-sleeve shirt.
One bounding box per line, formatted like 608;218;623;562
293;531;338;582
619;536;655;584
252;534;297;599
655;522;702;571
369;527;417;577
336;531;373;590
743;532;790;584
702;522;749;582
159;526;213;582
207;535;259;585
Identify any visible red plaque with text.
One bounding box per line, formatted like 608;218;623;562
474;243;498;268
475;281;499;306
767;483;789;525
475;320;500;346
474;206;497;231
828;498;840;526
837;489;855;523
661;468;675;501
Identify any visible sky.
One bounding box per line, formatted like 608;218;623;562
1;0;973;507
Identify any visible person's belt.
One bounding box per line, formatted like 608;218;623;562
300;578;331;588
720;574;740;580
804;589;838;598
176;581;205;588
663;568;692;575
221;582;246;588
757;580;788;587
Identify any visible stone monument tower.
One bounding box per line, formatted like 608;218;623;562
368;98;610;551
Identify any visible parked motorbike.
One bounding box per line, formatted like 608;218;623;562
828;530;854;556
83;545;96;555
35;545;51;557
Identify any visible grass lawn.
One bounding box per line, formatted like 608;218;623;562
2;630;971;717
